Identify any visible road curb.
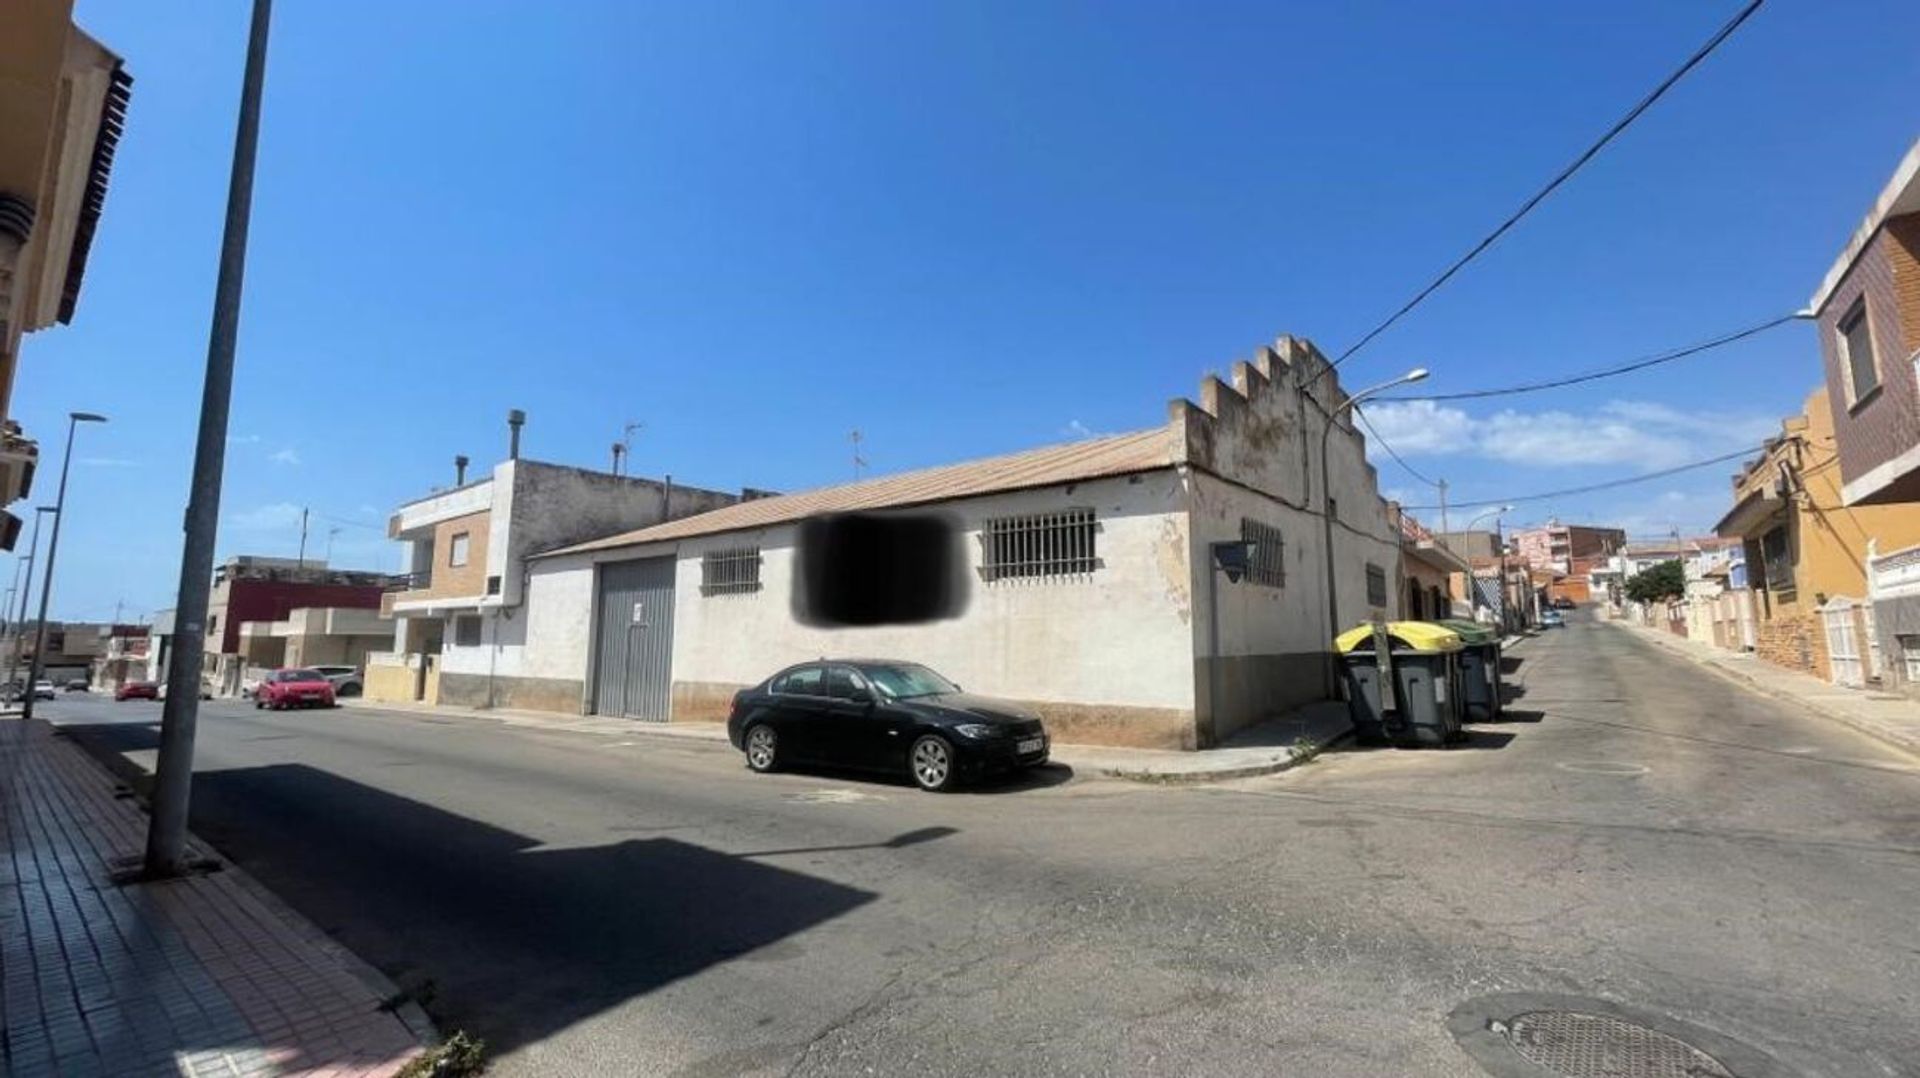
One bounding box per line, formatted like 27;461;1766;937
1605;620;1920;763
1063;728;1354;785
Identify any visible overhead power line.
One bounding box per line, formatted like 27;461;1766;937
1398;445;1762;512
1327;0;1768;373
1377;313;1797;402
1353;406;1440;487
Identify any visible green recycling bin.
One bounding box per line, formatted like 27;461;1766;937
1439;618;1501;721
1335;622;1465;747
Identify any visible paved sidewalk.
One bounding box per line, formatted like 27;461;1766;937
346;695;1355;784
1606;618;1920;760
1;718;429;1077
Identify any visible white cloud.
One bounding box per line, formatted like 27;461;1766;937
1360;398;1776;471
227;501;303;531
269;447;301;466
1061;419;1108;440
226;434;261;445
355;503;379;516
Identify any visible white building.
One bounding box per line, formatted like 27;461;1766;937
369;451;743;708
421;336;1402;750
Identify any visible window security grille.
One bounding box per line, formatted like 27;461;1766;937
1365;563;1388;607
981;508;1098;582
701;547;762;595
1240;519;1285;586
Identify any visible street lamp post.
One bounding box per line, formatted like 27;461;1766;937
1459;505;1513;624
22;413;107;720
5;506;56;691
145;0;274;879
1319;368;1429;693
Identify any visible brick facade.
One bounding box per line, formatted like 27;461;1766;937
1821;218;1920;493
1755;610;1829;681
421;509;491;601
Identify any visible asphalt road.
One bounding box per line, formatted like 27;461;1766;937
47;615;1920;1077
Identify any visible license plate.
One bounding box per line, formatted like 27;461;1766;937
1016;737;1045;754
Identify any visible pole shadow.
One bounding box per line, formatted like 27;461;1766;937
50;724;891;1060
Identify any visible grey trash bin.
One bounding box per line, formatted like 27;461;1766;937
1336;622;1465;748
1439;618;1501;721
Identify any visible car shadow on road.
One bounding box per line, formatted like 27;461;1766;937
52;724;893;1060
765;759;1075;795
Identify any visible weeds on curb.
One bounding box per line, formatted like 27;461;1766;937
398;1031;487;1078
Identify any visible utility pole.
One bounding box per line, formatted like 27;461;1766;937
850;429;866;479
296;506;308;567
1438;478;1449;537
324;526;340;565
146;0;274;879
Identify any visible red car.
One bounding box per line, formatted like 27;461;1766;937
254;668;337;710
114;681;159;701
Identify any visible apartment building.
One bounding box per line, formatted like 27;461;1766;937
202;556;389;694
369;443;743;708
1;3;131;548
1802;141;1920;691
1509;521;1626;573
1716;386;1920;685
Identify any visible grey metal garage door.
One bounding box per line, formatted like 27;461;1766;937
591;556;677;720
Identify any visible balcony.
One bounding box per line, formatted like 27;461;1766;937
379;571;430;618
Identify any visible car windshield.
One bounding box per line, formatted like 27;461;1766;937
279;669;324;682
861;664;959;699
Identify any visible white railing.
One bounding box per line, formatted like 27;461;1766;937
1870;542;1920;597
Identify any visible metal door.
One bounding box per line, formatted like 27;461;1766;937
1822;597;1863;687
592;556;677;720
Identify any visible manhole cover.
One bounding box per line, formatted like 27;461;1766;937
1502;1010;1732;1078
1448;994;1787;1078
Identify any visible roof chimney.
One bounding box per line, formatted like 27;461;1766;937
454;454;469;485
507;409;526;460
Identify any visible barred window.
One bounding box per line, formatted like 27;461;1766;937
701;546;762;595
1365;563;1388;608
981;508;1097;582
453;615;482;647
1240;519;1285;587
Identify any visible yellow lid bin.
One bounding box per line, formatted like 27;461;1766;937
1334;621;1464;655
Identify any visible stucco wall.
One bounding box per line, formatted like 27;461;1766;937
505;471;1200;747
496;460;739;607
1186;470;1398;742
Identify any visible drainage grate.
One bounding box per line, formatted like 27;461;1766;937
1502;1011;1734;1078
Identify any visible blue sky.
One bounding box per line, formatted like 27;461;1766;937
12;0;1918;620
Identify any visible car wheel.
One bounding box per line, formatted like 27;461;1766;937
910;735;958;792
339;681;361;698
744;724;780;773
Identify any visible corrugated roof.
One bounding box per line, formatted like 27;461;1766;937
537;428;1176;559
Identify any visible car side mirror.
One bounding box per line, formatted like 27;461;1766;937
850;688;873;704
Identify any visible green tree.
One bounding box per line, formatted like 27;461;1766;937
1624;559;1685;604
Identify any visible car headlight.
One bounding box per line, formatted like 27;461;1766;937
953;723;1001;739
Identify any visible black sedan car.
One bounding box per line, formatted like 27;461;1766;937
726;660;1049;791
